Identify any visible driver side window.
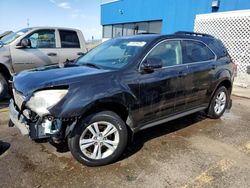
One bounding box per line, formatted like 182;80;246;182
26;30;56;48
147;40;182;67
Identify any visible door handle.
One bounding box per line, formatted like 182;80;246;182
47;53;57;56
77;52;85;56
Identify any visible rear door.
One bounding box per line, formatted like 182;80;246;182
181;40;216;109
11;29;59;72
57;30;86;65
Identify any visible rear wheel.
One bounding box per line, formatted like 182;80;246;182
0;73;8;100
68;111;128;166
207;86;229;119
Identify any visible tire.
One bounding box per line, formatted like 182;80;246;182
0;73;8;100
247;65;250;74
207;86;229;119
68;111;128;166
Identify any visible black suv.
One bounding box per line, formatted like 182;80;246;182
9;32;236;166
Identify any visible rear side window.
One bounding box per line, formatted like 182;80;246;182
182;40;215;63
209;39;228;58
59;30;80;48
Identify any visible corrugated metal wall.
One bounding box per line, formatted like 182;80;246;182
101;0;250;34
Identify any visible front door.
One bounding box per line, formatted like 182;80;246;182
11;29;59;72
137;40;188;126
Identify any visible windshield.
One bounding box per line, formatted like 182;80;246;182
76;38;148;69
0;28;31;45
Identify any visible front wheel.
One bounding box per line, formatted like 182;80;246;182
68;111;128;166
207;86;229;119
0;73;8;100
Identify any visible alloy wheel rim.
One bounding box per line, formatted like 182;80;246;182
0;82;3;94
79;121;119;160
214;91;226;114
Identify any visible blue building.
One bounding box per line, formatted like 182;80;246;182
101;0;250;39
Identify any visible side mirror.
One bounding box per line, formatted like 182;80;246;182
0;41;3;48
20;38;31;48
141;57;163;72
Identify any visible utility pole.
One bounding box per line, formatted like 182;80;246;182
27;18;30;28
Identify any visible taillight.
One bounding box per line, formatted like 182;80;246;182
232;59;236;66
231;59;237;76
233;59;237;68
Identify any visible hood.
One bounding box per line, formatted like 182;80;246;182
0;45;10;55
13;65;111;95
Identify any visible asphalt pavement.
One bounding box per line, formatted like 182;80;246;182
0;96;250;188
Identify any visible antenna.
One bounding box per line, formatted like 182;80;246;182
27;18;30;27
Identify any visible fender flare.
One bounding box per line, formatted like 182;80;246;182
208;69;232;105
79;91;136;117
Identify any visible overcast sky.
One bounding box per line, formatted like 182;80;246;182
0;0;106;40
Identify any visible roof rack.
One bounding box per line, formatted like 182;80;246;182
174;31;214;38
136;32;158;35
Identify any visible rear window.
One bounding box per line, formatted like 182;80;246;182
209;39;228;58
182;40;215;63
59;30;80;48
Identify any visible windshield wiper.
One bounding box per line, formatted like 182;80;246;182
81;63;101;69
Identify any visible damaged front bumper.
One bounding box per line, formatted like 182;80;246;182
9;99;29;135
9;99;59;139
9;99;77;140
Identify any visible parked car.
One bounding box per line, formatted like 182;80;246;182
0;31;13;40
9;32;236;166
0;27;87;100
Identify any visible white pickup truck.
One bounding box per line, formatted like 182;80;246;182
0;27;87;99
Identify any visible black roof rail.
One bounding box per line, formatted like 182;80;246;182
136;32;158;35
174;31;214;38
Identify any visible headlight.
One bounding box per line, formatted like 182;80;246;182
26;89;68;116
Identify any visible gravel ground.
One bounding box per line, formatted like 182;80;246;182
0;96;250;188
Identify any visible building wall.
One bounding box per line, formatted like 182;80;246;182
101;0;250;34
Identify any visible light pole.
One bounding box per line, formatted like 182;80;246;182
27;18;30;28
